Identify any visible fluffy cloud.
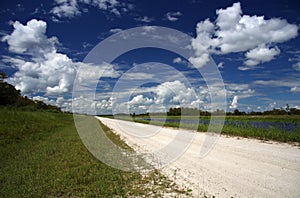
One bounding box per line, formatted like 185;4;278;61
291;87;300;93
188;53;210;68
230;96;238;109
2;19;75;95
96;98;113;113
165;12;182;22
74;79;256;114
244;45;280;66
215;3;298;53
51;0;122;19
154;80;199;106
173;57;189;66
109;80;203;114
2;19;120;97
190;2;298;69
1;19;58;55
128;95;153;105
119;80;255;113
5;52;77;95
173;57;183;64
51;0;81;18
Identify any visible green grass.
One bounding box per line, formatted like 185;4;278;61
220;123;300;143
223;115;300;123
0;107;189;197
128;114;300;123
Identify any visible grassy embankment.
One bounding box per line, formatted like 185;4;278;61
0;107;189;197
113;115;300;144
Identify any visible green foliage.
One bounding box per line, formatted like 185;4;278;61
232;109;246;115
0;71;61;112
0;70;7;82
0;81;21;105
0;109;188;197
165;106;300;116
167;107;204;116
167;107;182;116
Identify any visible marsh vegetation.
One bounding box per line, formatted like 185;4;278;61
111;107;300;144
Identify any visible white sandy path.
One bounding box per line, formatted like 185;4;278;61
97;117;300;197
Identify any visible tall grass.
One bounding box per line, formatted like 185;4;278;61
220;123;300;143
0;108;189;197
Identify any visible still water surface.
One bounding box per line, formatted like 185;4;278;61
137;118;300;132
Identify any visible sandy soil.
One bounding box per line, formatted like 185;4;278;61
97;117;300;197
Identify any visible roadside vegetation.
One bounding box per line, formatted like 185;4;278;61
0;73;190;197
0;71;61;113
0;108;192;197
109;106;300;144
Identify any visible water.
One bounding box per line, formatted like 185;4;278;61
137;118;300;132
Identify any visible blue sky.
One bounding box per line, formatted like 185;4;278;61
0;0;299;114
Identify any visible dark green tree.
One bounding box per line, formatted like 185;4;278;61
286;104;290;115
0;82;21;105
0;71;61;112
233;109;240;115
0;70;7;82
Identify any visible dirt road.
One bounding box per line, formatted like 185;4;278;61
97;117;300;197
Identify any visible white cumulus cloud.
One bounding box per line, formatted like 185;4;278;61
173;57;183;64
244;45;280;66
173;57;188;66
154;80;198;106
128;95;153;105
190;2;298;69
2;19;120;97
188;53;210;68
2;19;58;55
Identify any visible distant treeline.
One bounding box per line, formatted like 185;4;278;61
167;106;300;116
0;71;61;112
125;106;300;117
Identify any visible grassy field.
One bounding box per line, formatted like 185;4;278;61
0;107;189;197
113;115;300;144
123;114;300;123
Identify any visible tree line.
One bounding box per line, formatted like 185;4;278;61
167;106;300;116
0;71;61;112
